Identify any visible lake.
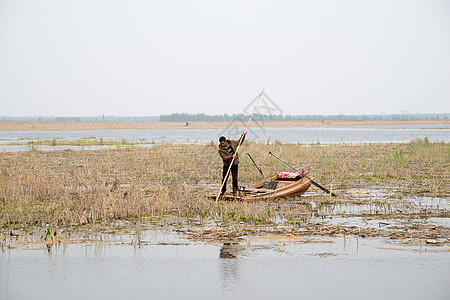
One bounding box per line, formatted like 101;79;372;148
1;123;449;299
1;228;449;300
0;123;449;151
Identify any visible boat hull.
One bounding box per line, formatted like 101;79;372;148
211;175;312;201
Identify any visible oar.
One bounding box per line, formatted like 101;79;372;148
216;88;265;201
268;151;337;197
246;152;265;180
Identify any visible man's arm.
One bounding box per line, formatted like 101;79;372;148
239;131;247;144
219;149;233;162
229;132;247;158
233;131;246;148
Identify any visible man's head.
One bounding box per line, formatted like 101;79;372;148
219;136;228;147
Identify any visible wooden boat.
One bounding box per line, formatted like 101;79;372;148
211;173;312;201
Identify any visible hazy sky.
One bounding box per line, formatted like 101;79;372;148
1;0;449;117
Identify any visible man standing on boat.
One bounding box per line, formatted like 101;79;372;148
218;131;246;197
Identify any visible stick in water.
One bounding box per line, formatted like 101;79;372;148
216;88;265;201
246;152;265;180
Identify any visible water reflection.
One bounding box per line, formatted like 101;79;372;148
219;242;246;296
219;241;241;259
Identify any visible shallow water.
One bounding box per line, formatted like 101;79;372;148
1;228;449;300
1;124;449;299
309;188;450;230
0;124;448;151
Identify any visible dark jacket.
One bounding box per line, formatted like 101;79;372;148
218;134;245;166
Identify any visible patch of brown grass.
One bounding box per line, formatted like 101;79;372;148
0;140;448;228
1;119;448;131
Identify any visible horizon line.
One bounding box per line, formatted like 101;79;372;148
1;112;449;118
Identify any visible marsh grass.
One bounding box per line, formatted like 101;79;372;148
8;138;139;147
0;139;448;228
1;119;447;131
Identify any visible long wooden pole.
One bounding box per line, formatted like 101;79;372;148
216;88;265;201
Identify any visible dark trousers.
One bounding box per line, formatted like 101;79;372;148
222;164;238;194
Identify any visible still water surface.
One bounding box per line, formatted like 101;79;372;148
0;124;449;151
1;124;449;299
1;231;449;300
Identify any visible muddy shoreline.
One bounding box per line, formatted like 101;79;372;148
2;212;449;253
1;119;449;131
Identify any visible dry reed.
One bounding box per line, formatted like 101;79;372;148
0;139;448;228
1;119;448;131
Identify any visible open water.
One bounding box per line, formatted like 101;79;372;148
1;124;449;299
0;123;449;151
1;231;449;300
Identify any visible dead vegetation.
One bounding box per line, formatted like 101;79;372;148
1;119;448;131
0;140;448;234
181;222;450;242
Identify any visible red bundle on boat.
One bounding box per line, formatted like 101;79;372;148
277;172;302;179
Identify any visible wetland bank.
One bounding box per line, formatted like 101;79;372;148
1;136;450;299
1;139;448;238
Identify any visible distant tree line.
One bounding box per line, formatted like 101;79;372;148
160;113;450;122
160;113;253;122
0;116;160;122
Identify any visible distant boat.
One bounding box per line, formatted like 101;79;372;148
211;172;312;201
